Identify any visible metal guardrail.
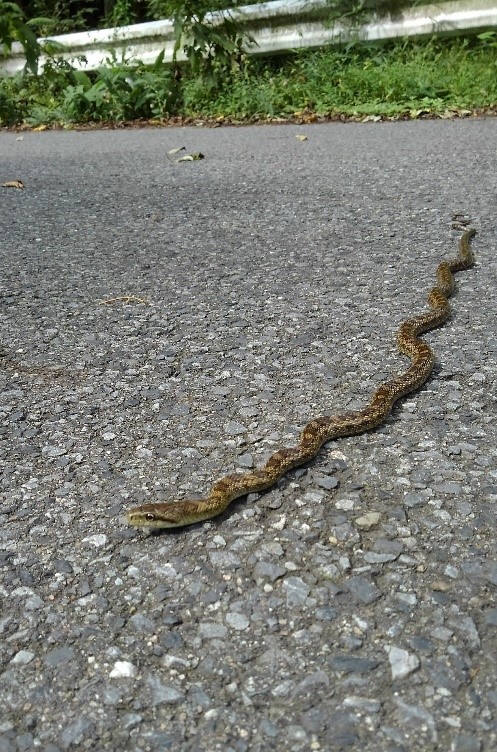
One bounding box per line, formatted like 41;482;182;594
1;0;496;76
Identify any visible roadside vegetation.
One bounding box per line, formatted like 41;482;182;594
0;0;496;127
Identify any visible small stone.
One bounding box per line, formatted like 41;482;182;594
259;719;279;737
329;655;379;674
483;609;497;627
44;646;75;668
282;576;310;607
42;445;67;457
433;481;462;494
226;612;250;630
253;561;286;582
110;661;137;678
25;595;44;610
315;606;338;621
444;564;459;578
287;725;308;741
0;735;16;752
199;622;228;639
61;717;94;747
394;698;436;742
453;734;482;752
448;613;480;649
144;675;184;706
403;491;426;507
237;453;254;468
294;671;329;695
355;511;381;530
346;576;381;604
363;552;397;564
135;446;153;459
314;475;339;490
373;538;404;555
335;498;355;511
385;645;420;679
53;559;74;574
82;534;108;547
121;713;142;730
129;614;155;633
208;550;241;569
343;696;381;713
10;650;35;665
223;421;246;436
15;732;34;751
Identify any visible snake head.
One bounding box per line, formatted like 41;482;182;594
125;499;215;529
125;503;186;529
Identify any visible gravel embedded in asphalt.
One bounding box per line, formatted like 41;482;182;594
1;119;496;751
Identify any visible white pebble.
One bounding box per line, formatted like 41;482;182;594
110;661;138;678
384;645;420;679
82;534;108;547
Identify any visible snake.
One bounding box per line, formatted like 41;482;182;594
125;228;476;530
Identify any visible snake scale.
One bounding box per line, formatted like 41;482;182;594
126;228;476;530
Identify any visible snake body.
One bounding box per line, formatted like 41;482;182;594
126;229;476;529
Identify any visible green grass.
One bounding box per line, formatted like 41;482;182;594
1;33;496;127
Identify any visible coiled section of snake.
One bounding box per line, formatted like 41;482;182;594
126;229;476;529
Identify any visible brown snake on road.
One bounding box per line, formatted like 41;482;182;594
126;228;476;530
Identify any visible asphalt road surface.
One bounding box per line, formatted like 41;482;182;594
1;119;496;752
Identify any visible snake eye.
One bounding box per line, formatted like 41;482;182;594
145;513;155;521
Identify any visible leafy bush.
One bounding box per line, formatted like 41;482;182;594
0;1;42;74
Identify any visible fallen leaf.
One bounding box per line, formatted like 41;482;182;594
167;146;186;157
99;295;148;305
1;180;25;189
295;134;308;141
32;124;48;132
177;152;204;162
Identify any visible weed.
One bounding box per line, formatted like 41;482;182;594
1;34;496;127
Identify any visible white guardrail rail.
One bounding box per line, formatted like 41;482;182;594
1;0;496;76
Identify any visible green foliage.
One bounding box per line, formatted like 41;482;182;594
1;34;496;127
184;35;497;118
0;1;42;74
105;0;140;28
169;1;254;93
20;1;95;36
61;52;176;122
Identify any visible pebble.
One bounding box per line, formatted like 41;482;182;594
199;622;228;639
61;717;95;747
453;735;482;752
394;698;436;742
329;655;379;674
343;696;381;713
384;645;420;679
109;661;137;678
223;421;247;436
282;576;310;607
314;474;339;490
44;647;76;668
143;676;184;706
82;534;108;547
355;511;381;530
253;561;286;582
226;612;250;630
128;614;156;633
10;651;35;665
346;576;381;604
